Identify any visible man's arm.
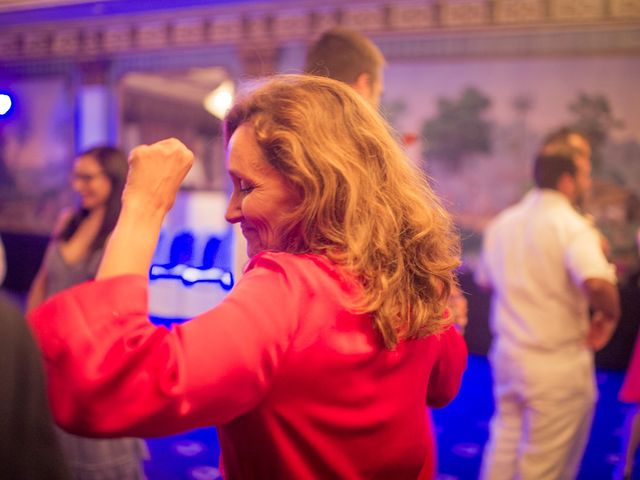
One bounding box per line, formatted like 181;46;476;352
448;283;468;334
583;277;620;351
474;251;493;293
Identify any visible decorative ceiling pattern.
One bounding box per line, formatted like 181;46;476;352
1;0;639;69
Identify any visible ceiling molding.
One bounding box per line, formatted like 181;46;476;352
1;0;638;69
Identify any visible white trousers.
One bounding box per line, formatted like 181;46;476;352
480;342;597;480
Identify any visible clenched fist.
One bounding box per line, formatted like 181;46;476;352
124;138;194;213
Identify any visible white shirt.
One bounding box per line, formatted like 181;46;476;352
476;189;616;352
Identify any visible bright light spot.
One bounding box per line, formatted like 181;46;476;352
0;94;12;115
173;440;206;457
203;80;234;120
189;465;221;480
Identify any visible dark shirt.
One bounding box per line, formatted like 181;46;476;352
0;293;69;479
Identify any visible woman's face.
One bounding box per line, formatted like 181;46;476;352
225;123;299;257
70;154;112;211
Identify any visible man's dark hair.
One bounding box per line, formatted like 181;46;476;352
304;28;385;85
533;148;578;189
542;126;590;152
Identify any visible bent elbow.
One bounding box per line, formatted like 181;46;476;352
46;376;134;437
427;392;458;409
583;278;621;320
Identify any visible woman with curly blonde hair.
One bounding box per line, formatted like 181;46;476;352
29;74;467;479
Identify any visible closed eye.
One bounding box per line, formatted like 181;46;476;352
239;179;256;194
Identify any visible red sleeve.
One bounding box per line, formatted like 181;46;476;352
426;326;468;408
28;255;301;438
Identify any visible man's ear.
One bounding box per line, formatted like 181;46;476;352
556;172;574;197
350;73;372;99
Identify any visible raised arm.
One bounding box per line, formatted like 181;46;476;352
30;254;300;438
96;138;193;280
28;139;308;438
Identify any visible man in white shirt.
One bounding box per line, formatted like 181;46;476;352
476;131;620;480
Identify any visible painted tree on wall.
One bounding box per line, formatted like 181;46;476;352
567;92;624;171
382;98;407;132
421;87;493;170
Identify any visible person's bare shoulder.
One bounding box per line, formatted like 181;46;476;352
52;208;75;236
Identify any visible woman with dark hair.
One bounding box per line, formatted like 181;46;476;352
27;146;146;480
27;145;128;312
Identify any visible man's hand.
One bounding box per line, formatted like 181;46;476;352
449;284;468;334
586;310;618;351
97;138;194;280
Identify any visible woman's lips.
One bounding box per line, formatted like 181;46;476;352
240;225;255;237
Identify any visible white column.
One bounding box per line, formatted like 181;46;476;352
77;84;110;150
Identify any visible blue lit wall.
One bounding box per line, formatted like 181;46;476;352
149;190;234;324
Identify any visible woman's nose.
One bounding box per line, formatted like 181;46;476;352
224;192;242;224
70;178;83;192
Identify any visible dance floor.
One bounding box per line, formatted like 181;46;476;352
142;354;635;480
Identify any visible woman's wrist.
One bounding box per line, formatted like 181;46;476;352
121;195;168;224
96;200;166;279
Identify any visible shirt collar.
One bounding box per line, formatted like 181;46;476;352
528;188;572;206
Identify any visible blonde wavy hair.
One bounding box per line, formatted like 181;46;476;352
225;75;460;349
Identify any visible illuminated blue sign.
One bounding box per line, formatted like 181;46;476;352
150;263;233;289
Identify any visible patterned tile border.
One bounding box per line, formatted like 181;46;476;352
1;0;638;73
0;0;640;62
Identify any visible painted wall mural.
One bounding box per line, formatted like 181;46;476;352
0;77;75;235
383;56;640;279
1;0;638;288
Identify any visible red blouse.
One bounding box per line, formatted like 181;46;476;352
620;333;640;403
29;252;467;479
